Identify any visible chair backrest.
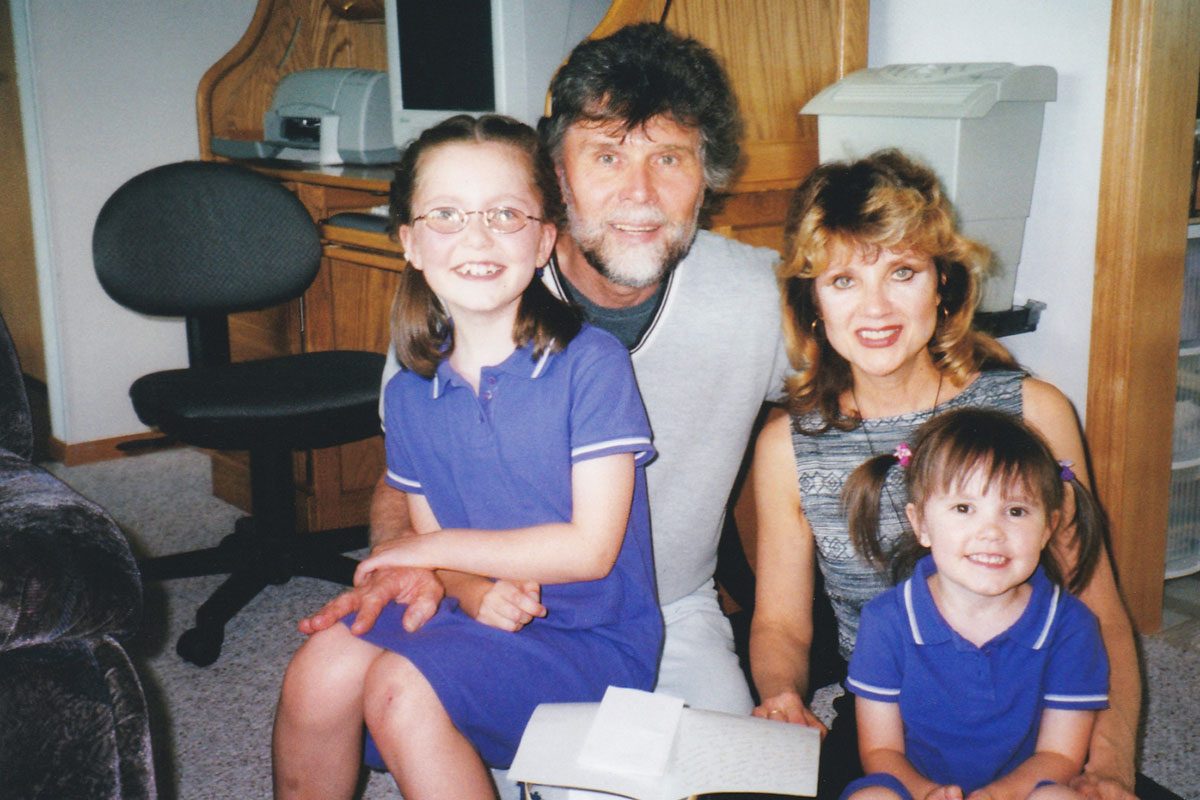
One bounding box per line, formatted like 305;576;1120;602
92;161;322;318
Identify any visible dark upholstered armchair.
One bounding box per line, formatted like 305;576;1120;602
0;311;156;799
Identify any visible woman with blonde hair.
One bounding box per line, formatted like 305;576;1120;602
748;149;1139;800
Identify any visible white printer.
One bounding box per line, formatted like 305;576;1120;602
211;68;399;166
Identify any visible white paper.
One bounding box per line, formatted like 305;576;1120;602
576;687;684;776
509;689;821;800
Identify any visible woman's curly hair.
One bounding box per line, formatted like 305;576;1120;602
777;149;1016;432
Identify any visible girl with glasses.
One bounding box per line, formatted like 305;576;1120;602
273;114;662;800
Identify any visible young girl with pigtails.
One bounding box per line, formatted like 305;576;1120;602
839;407;1110;800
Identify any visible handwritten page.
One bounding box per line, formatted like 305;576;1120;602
576;687;685;776
509;689;820;800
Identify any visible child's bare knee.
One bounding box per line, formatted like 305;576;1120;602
362;652;439;730
280;625;376;711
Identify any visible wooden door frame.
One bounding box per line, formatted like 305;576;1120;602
1086;0;1200;632
0;0;44;381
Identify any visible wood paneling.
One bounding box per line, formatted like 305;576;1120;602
0;0;44;382
198;0;387;156
1086;0;1200;631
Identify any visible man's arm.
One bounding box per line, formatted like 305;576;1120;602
297;475;444;635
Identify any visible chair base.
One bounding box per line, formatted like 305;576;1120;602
140;519;367;666
139;446;370;666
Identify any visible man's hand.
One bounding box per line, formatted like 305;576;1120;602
1070;771;1136;800
751;690;828;737
298;565;445;636
472;580;546;632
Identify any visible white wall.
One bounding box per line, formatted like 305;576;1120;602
17;1;255;444
868;0;1112;416
501;0;610;126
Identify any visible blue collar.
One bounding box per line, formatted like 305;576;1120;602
902;554;1061;651
430;340;553;399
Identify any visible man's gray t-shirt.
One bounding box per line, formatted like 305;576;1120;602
544;230;789;603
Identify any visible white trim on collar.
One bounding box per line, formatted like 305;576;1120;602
1032;583;1060;651
903;578;924;645
531;345;553;379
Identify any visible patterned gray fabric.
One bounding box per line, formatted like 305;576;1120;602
0;309;156;799
792;369;1025;661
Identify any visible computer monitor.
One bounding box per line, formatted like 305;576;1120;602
384;0;609;149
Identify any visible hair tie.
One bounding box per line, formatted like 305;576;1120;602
1058;460;1076;482
894;443;912;467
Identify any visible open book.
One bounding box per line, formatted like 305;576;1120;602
508;687;820;800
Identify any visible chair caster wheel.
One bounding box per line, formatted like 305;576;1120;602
177;626;224;666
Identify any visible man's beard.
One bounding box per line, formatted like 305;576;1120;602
564;192;700;290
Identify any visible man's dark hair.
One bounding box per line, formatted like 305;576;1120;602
541;22;743;214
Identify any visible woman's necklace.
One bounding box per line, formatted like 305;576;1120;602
850;370;944;435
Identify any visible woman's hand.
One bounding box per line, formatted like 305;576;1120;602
752;690;828;736
472;579;546;632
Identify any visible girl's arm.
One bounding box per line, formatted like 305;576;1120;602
856;697;951;800
748;409;825;731
399;488;548;631
357;452;634;584
967;708;1096;800
437;571;546;631
1022;378;1140;796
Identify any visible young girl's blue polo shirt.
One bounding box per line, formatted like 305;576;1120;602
846;555;1108;794
357;324;662;769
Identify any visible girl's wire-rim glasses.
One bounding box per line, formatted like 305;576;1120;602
413;206;542;234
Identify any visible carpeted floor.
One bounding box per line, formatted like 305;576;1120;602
45;447;1200;800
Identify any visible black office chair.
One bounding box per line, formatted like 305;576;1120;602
92;160;385;666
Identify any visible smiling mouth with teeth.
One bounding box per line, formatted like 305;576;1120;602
859;328;898;340
968;553;1009;565
456;262;502;277
612;222;659;233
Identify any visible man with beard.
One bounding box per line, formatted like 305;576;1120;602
532;22;788;713
298;18;786;746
